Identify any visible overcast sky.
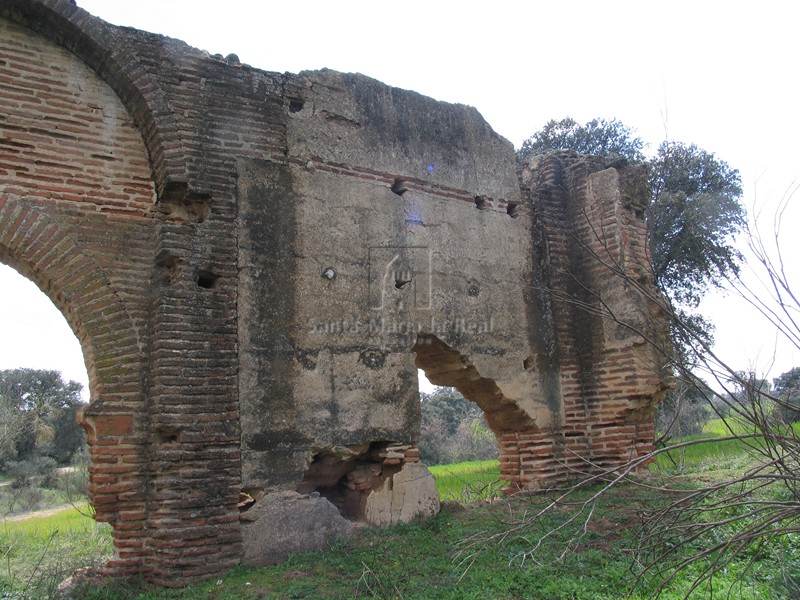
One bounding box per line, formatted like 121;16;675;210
2;1;798;397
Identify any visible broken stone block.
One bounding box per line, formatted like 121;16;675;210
364;462;440;526
241;491;354;566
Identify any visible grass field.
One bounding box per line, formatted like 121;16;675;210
3;420;799;599
2;503;95;535
652;432;753;471
428;459;504;502
74;481;785;600
0;505;112;597
652;417;800;472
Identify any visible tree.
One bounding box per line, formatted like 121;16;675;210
648;141;745;307
517;117;645;164
517;117;745;310
419;387;498;465
728;370;771;409
773;366;800;422
420;387;476;437
0;368;85;465
51;402;86;462
655;375;712;439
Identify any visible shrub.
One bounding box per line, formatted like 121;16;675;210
6;456;59;489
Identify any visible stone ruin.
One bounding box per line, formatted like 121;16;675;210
0;0;670;585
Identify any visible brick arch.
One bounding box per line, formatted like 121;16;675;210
0;200;141;396
0;196;148;546
0;0;194;201
412;334;539;489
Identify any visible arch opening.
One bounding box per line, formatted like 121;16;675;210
0;202;150;566
0;223;108;408
0;261;91;520
0;263;89;402
413;334;536;433
413;334;537;499
417;384;499;468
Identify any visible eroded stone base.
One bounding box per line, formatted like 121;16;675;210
240;491;355;567
364;462;440;527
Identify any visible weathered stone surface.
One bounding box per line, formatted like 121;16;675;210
241;491;355;566
364;463;441;527
0;0;670;587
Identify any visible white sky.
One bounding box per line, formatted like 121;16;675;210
1;1;799;397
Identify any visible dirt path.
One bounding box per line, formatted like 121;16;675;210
1;503;78;522
0;467;83;522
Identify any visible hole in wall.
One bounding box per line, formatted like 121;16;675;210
197;270;218;289
296;442;406;521
474;195;490;210
415;333;535;442
241;486;264;502
506;202;521;218
238;491;256;511
359;349;387;369
157;191;211;223
415;335;519;500
155;252;180;285
155;426;180;443
391;178;409;196
288;98;305;113
395;275;412;289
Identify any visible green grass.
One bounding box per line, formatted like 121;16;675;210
428;459;505;502
74;483;783;600
0;505;113;597
2;503;94;536
4;443;798;599
652;433;753;472
653;417;800;473
704;416;800;437
703;416;760;437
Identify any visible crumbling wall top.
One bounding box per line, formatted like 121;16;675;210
287;69;520;203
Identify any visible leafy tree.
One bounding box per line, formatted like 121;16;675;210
421;387;477;436
419;387;498;465
51;403;86;462
773;366;800;421
518;117;645;164
648;141;745;307
517;117;745;310
6;455;58;489
0;368;84;465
